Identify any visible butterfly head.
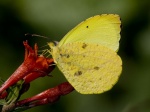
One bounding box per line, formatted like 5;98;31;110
48;42;56;53
48;41;59;62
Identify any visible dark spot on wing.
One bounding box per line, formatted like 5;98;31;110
83;55;86;57
94;66;99;70
74;71;82;76
60;53;70;58
86;25;89;28
60;53;63;56
66;54;70;58
82;43;88;49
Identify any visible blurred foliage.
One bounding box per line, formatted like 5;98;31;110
0;0;150;112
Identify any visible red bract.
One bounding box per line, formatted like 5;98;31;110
16;82;74;108
0;41;55;96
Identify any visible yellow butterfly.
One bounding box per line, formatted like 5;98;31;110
48;14;122;94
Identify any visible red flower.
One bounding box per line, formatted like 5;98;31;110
0;41;55;96
0;41;74;112
16;82;74;108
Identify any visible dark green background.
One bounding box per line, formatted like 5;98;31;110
1;0;150;112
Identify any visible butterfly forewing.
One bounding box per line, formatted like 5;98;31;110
59;14;121;52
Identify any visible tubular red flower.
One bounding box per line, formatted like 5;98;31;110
0;41;75;112
0;41;55;95
16;82;74;107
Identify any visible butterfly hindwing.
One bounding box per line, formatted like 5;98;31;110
54;42;122;94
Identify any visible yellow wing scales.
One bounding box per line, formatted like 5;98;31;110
53;42;122;94
58;14;121;52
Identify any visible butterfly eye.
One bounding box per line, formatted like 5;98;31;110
53;41;59;46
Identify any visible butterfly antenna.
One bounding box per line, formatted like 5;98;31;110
25;33;49;39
